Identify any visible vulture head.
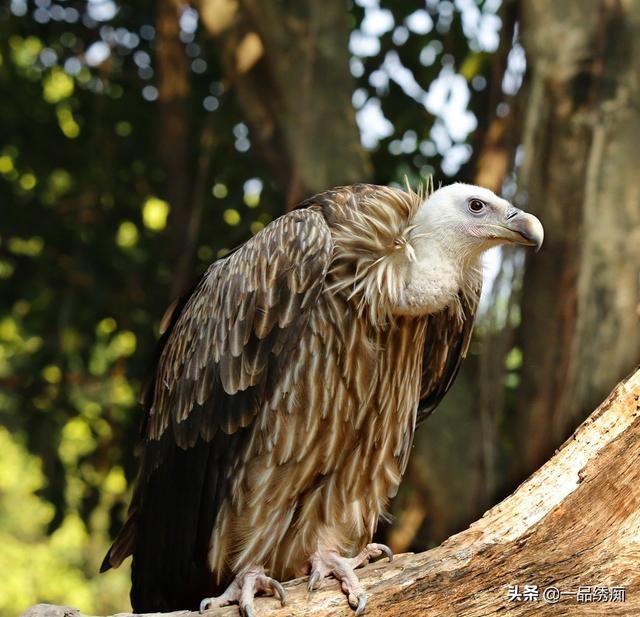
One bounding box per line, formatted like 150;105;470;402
398;182;543;316
329;182;544;322
413;182;544;255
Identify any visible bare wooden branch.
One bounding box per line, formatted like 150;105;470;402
21;367;640;617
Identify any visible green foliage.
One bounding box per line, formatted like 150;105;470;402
0;427;130;615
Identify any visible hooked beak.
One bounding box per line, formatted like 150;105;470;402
501;208;544;251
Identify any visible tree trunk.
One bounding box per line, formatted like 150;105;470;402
389;1;527;550
515;0;640;475
156;0;206;299
196;0;371;207
21;367;640;616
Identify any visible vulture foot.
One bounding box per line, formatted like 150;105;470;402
308;543;393;616
199;567;285;617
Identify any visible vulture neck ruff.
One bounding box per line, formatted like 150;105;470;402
326;185;482;325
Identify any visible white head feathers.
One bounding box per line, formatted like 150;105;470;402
325;182;543;326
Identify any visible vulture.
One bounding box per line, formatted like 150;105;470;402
102;183;543;616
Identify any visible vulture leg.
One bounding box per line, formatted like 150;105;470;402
199;567;285;617
307;543;393;616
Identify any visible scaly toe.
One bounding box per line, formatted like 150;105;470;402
199;567;285;615
346;590;358;608
199;595;233;613
309;548;376;614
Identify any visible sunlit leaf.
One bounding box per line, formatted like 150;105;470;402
59;418;95;465
505;347;522;371
115;121;132;137
97;318;117;336
7;236;43;256
116;221;139;248
0;318;19;342
42;364;62;384
223;208;241;226
197;245;214;261
212;182;228;198
19;173;37;191
108;331;136;357
48;169;73;196
0;155;15;175
142;197;170;231
9;35;43;69
56;104;80;138
459;52;486;81
43;67;75;104
103;467;127;495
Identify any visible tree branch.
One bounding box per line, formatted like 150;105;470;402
21;367;640;616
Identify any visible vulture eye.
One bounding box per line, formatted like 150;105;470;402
468;198;486;214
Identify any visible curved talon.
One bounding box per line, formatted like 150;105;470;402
371;542;393;563
267;577;286;606
199;598;211;614
308;570;320;591
241;604;255;617
355;592;367;616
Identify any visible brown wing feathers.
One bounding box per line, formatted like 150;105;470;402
102;209;333;612
417;286;480;425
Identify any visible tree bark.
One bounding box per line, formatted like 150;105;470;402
515;0;640;475
196;0;371;207
21;367;640;616
155;0;195;298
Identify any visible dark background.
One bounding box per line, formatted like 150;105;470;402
1;0;639;614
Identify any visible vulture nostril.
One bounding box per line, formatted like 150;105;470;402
506;208;519;220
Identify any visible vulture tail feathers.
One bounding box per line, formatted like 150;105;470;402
100;511;137;572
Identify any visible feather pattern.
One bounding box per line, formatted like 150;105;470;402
102;184;481;612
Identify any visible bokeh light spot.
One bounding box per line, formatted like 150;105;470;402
42;364;62;384
223;209;241;226
212;183;228;199
116;221;139;248
43;67;74;103
142;197;170;231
